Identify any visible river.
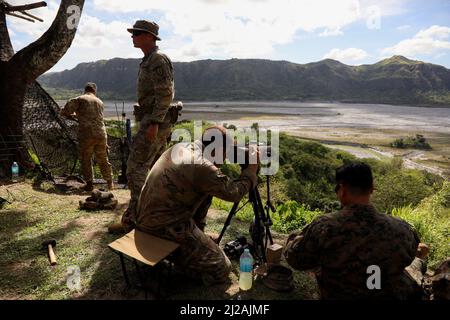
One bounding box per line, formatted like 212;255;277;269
103;101;450;134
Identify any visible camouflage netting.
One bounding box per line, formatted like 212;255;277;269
22;81;126;179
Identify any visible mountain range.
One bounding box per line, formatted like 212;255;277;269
39;55;450;106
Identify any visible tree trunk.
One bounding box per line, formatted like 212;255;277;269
0;0;85;178
0;7;14;60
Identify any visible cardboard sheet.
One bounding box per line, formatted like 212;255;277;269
108;229;179;266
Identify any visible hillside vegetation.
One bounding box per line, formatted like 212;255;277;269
40;55;450;106
170;121;448;268
0;120;448;300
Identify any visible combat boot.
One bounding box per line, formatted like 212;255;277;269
107;180;115;190
108;222;125;234
84;181;94;192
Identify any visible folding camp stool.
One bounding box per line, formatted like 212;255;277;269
108;229;180;299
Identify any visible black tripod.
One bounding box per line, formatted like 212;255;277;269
217;175;276;263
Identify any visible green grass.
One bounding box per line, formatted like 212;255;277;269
0;182;124;299
0;182;319;300
392;181;450;269
212;182;450;272
1;178;447;300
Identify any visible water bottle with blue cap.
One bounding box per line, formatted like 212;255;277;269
11;162;19;182
239;248;254;291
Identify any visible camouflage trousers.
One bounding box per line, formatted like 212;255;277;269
137;200;231;285
143;219;232;286
124;116;172;227
78;137;113;183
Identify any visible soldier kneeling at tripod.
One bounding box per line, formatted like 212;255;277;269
133;126;259;285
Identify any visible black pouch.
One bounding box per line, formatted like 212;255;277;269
168;102;183;124
133;104;144;122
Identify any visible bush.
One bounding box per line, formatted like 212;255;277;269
271;201;322;233
278;134;351;210
104;120;125;138
391;182;450;269
372;166;438;213
390;134;432;150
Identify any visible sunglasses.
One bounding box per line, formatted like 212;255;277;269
131;30;148;37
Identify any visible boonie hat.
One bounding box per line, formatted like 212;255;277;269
127;20;161;40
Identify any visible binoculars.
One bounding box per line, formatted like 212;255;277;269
223;235;250;259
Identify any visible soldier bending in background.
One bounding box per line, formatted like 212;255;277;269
60;82;114;191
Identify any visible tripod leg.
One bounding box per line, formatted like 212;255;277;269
249;189;267;263
216;201;240;245
254;188;274;245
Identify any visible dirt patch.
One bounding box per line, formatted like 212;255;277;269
207;208;224;220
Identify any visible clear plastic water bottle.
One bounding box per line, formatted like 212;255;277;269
11;162;19;182
239;248;254;291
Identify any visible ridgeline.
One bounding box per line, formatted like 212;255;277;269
40;55;450;106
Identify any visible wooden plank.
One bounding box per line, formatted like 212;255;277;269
108;229;179;266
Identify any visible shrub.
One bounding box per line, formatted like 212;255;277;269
369;157;441;213
391;182;450;269
390;134;432;150
271;201;323;233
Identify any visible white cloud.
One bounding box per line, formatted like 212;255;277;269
5;0;408;70
415;25;450;40
319;28;344;37
381;25;450;57
324;48;369;64
51;14;144;71
73;15;130;49
91;0;407;61
5;1;138;71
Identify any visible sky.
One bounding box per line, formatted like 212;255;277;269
5;0;450;72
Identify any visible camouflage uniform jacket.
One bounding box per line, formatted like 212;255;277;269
136;141;258;233
60;93;107;140
284;204;420;299
137;46;174;124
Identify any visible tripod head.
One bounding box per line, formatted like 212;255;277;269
229;145;272;171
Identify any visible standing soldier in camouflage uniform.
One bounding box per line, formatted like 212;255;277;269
135;126;259;285
60;83;114;191
284;162;424;300
117;20;174;232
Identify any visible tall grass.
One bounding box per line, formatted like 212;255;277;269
392;181;450;269
212;183;449;270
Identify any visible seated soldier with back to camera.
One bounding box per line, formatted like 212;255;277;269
134;126;260;285
284;162;426;300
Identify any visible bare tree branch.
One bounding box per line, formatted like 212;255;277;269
6;11;35;22
4;1;47;12
11;0;85;83
20;10;44;22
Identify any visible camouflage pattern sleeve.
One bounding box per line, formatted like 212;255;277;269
60;98;79;118
194;162;258;203
147;55;174;123
284;216;328;270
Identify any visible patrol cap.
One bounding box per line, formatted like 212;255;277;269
127;20;161;41
85;82;97;92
